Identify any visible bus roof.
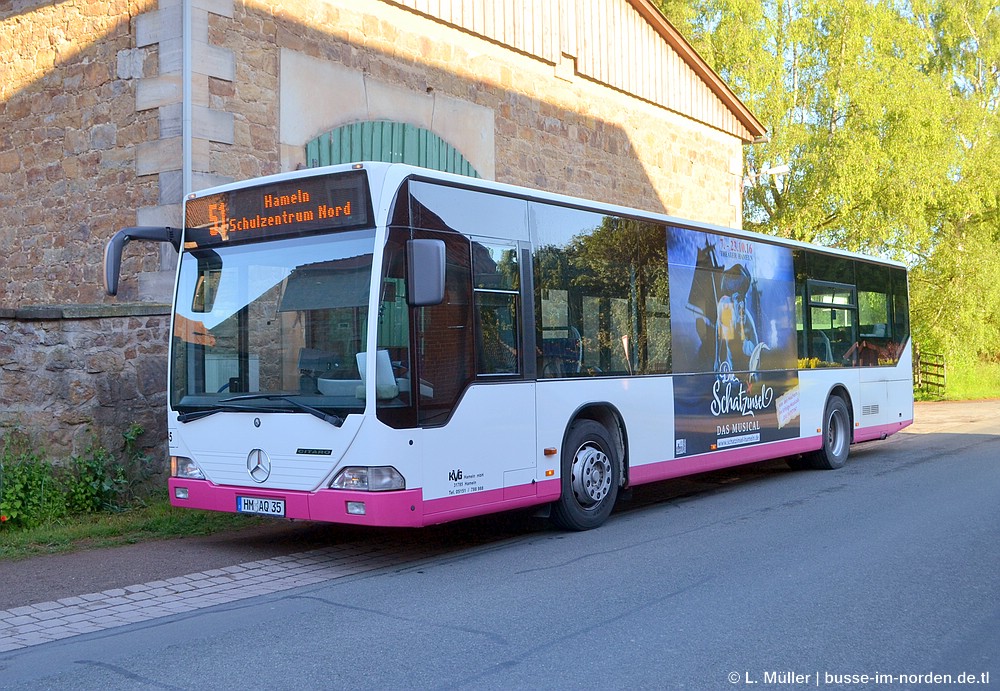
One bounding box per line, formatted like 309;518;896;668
187;161;907;270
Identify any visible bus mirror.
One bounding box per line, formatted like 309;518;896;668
406;239;446;306
104;226;182;296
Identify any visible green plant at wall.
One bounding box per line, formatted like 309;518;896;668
64;442;126;515
0;432;67;528
120;422;154;501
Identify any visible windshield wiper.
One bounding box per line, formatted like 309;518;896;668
177;402;267;423
218;394;344;427
178;409;218;423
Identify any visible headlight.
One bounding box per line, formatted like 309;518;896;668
171;455;205;480
330;466;405;491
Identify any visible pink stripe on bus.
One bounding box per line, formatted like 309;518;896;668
170;420;910;527
629;436;820;486
629;418;912;486
853;419;913;443
169;477;562;528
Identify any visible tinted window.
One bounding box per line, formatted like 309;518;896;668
806;252;855;285
409;181;527;240
792;250;910;368
530;202;670;377
891;267;909;344
414;229;475;426
375;229;416;429
380;181;531;427
473;240;520;376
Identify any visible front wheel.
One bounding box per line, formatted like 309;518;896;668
810;396;851;469
551;420;620;531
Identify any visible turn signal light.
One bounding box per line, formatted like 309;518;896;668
171;456;205;480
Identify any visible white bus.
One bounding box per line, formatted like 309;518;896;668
105;162;913;530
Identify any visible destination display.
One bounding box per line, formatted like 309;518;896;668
184;170;373;247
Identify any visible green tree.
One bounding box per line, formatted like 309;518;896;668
906;0;1000;360
656;0;1000;361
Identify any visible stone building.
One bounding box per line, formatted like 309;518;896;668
0;0;764;459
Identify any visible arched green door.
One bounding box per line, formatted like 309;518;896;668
305;121;479;178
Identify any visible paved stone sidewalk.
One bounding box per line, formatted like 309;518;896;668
0;542;421;652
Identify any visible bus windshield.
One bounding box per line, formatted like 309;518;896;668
170;229;376;418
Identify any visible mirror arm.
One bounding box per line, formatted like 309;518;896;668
104;226;182;296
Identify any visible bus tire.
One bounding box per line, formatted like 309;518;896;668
551;420;620;531
811;395;851;470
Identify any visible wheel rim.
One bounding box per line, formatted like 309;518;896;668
827;407;847;458
570;442;613;507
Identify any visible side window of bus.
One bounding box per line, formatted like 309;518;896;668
806;281;857;366
530;202;670;377
405;180;526;421
473;240;520;375
409;180;528;239
890;266;909;356
852;263;909;366
796;255;907;369
795;284;808;365
413;229;475;426
375;227;477;428
855;261;894;366
375;229;416;429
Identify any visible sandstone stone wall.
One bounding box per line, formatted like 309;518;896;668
0;305;169;462
0;0;160;307
1;0;749;460
1;1;167;459
220;1;744;227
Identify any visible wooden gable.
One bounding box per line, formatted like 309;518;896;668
388;0;766;143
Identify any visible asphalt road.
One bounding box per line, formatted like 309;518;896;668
1;400;997;689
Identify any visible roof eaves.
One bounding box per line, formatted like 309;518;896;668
629;0;767;142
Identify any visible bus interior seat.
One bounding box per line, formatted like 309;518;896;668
811;331;833;363
356;350;399;400
541;326;583;377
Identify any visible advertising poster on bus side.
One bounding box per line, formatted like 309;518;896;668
666;227;801;457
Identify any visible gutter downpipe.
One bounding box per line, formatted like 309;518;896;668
182;0;193;199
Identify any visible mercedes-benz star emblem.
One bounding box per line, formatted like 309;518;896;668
247;449;271;483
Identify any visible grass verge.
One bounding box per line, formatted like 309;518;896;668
0;492;266;562
941;359;1000;401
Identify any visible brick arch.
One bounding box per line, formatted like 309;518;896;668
305;121;480;178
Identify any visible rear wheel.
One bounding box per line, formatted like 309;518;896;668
551;420;620;531
810;395;851;469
